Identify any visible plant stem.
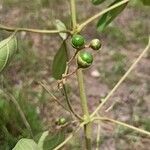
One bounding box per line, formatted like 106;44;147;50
70;0;77;30
92;117;150;136
70;0;92;148
54;123;85;150
38;81;70;113
62;84;83;120
96;122;101;150
76;69;89;116
78;0;129;31
76;69;92;150
0;24;70;34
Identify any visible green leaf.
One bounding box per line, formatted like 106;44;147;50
0;33;17;73
12;138;39;150
52;41;68;80
97;0;128;32
43;130;65;150
38;131;49;150
55;20;67;40
91;0;106;5
140;0;150;6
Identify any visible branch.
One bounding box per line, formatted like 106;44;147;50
62;84;83;121
93;117;150;137
78;0;129;31
0;24;70;34
70;0;77;29
91;36;150;117
96;122;101;150
38;81;70;113
54;125;82;150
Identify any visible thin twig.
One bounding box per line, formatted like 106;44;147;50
62;68;78;79
92;117;150;137
38;81;70;113
54;122;85;150
91;36;150;117
95;121;101;150
67;50;78;65
62;84;83;121
0;24;70;34
78;0;129;31
54;126;81;150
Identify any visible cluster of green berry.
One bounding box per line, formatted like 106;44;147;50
56;117;67;125
71;34;102;69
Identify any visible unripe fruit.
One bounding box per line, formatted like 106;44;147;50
71;34;85;49
77;51;93;68
57;117;67;125
90;39;101;50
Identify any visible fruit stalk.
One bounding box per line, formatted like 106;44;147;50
70;0;77;30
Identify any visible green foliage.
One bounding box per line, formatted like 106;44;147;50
13;129;65;150
0;34;17;73
97;0;128;32
52;41;68;79
0;0;149;149
141;118;150;132
12;139;39;150
55;20;67;40
43;130;65;150
91;0;106;5
115;125;133;138
0;89;43;150
140;0;150;5
37;131;49;150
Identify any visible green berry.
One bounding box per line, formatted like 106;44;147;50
90;39;101;50
77;51;93;68
57;117;67;125
71;34;85;49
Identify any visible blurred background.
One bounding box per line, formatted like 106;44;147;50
0;0;150;149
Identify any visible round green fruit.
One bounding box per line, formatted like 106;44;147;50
77;51;93;68
71;34;85;49
58;117;66;125
90;39;101;50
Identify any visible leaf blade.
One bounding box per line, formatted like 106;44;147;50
141;0;150;6
55;20;67;40
43;130;65;150
12;138;39;150
37;131;49;150
0;33;17;73
91;0;106;5
52;41;68;80
97;0;128;32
